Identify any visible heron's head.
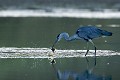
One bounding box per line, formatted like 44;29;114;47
51;33;62;52
51;32;69;52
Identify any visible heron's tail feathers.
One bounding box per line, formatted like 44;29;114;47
101;30;112;36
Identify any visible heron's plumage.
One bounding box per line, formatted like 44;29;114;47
51;26;112;58
76;26;112;40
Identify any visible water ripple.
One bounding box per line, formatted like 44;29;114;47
0;47;119;58
1;9;120;18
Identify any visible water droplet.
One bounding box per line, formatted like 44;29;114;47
105;40;107;43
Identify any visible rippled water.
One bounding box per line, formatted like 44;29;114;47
0;48;119;58
0;0;120;18
0;16;119;80
1;9;120;18
0;0;120;79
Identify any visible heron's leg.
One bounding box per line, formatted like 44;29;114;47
89;39;96;55
89;39;97;65
85;42;89;56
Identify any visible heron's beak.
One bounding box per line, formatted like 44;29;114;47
51;47;55;52
51;43;56;52
51;39;58;52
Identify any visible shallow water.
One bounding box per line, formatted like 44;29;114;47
0;48;119;80
0;13;120;80
0;17;119;50
0;56;119;80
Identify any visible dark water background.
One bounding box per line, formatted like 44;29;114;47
0;0;120;80
0;0;120;10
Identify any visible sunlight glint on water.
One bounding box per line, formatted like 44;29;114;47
0;9;120;18
0;48;119;58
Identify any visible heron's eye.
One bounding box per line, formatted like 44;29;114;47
76;30;79;34
57;34;60;39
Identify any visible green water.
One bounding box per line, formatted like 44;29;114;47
0;17;119;50
0;57;119;80
0;17;120;80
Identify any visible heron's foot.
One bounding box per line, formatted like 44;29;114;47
51;47;55;52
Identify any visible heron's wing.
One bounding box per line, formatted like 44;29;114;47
76;27;102;40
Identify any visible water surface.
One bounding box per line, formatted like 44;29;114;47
0;3;120;79
0;56;119;80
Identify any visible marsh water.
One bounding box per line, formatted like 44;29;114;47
0;0;120;80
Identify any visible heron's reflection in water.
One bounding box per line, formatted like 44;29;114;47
52;58;112;80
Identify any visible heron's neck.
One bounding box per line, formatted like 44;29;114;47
52;33;81;48
68;34;81;41
61;33;80;41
